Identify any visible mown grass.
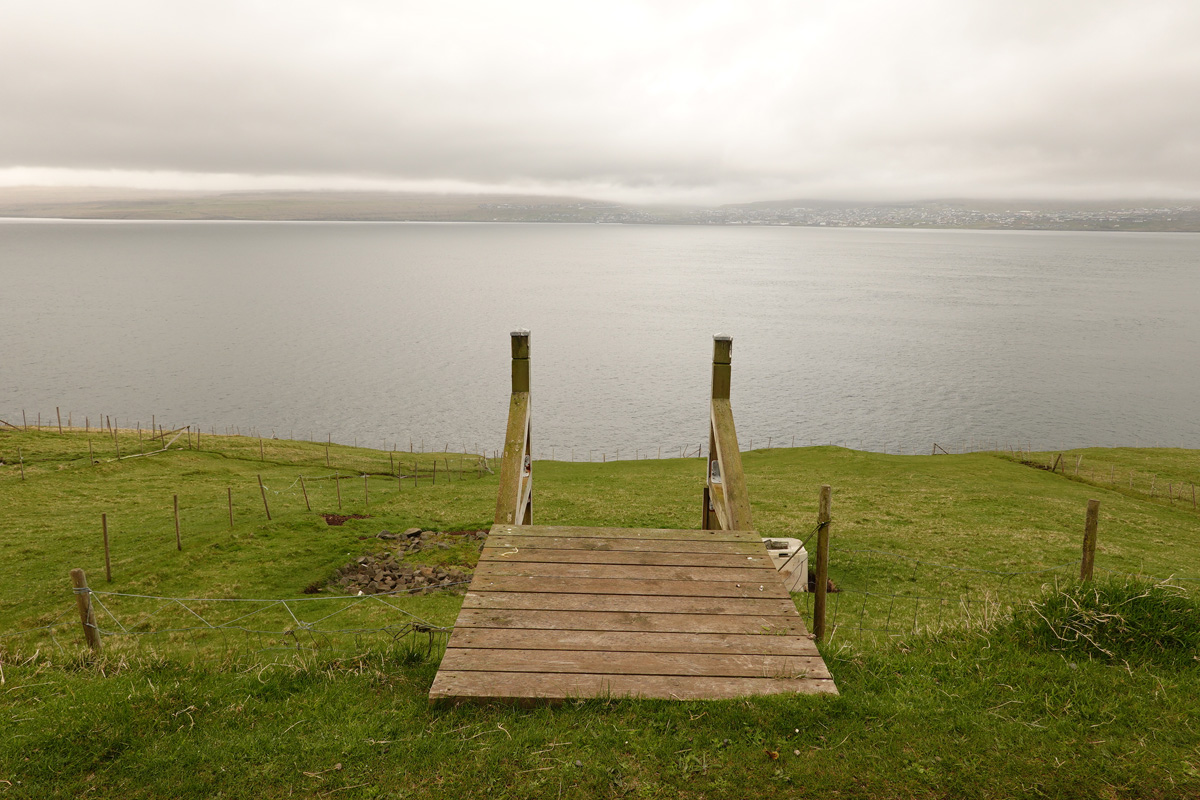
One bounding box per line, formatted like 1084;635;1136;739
2;430;1199;797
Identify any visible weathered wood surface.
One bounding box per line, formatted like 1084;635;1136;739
475;562;777;582
486;534;764;554
453;608;806;635
473;548;774;568
429;524;837;703
490;524;761;542
493;392;530;525
709;399;752;530
431;672;838;702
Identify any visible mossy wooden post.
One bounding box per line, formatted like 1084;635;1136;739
258;475;272;521
173;494;182;550
102;513;112;582
70;568;101;652
495;330;533;526
703;335;751;531
814;485;832;642
1081;499;1099;581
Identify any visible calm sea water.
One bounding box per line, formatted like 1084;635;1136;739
2;220;1198;456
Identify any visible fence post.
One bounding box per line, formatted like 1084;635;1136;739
258;475;272;520
102;513;112;582
364;475;370;511
1081;499;1099;581
813;484;832;642
174;494;182;550
70;568;101;652
300;476;311;511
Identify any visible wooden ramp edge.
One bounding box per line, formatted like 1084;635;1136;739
429;524;838;703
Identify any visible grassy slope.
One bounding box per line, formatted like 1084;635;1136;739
2;430;1198;798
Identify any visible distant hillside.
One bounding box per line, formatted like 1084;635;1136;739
1;187;1198;231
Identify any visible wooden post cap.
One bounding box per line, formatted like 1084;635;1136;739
711;335;732;399
510;330;531;359
712;334;732;364
511;330;531;393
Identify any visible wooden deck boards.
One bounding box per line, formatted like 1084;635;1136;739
429;524;837;703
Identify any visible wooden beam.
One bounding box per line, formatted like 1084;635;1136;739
705;335;752;532
710;399;752;531
495;330;533;525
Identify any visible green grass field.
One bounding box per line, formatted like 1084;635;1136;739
2;428;1198;798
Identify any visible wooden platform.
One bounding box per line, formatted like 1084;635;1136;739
429;524;837;703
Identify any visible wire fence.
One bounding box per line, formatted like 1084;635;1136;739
796;546;1200;643
0;583;461;660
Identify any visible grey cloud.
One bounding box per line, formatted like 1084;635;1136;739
2;0;1200;201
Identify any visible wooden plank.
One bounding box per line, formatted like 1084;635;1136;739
707;480;730;530
475;562;778;583
430;671;837;702
711;399;752;531
476;548;775;569
441;647;830;679
462;591;796;616
453;608;807;635
490;523;760;543
449;628;820;657
485;535;764;555
471;575;792;600
493;392;530;525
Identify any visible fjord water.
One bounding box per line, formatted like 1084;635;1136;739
2;220;1198;455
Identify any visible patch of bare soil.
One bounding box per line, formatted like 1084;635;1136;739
321;513;371;526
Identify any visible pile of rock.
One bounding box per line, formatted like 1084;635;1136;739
375;527;488;555
335;554;471;595
332;528;486;596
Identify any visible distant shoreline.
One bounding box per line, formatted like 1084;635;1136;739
1;189;1197;232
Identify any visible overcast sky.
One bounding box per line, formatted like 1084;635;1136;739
2;0;1199;203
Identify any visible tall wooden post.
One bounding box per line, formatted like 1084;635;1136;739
495;330;533;526
813;485;832;642
70;568;101;652
1081;499;1099;581
102;514;112;582
704;335;751;531
258;475;272;520
57;407;62;434
174;494;182;550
